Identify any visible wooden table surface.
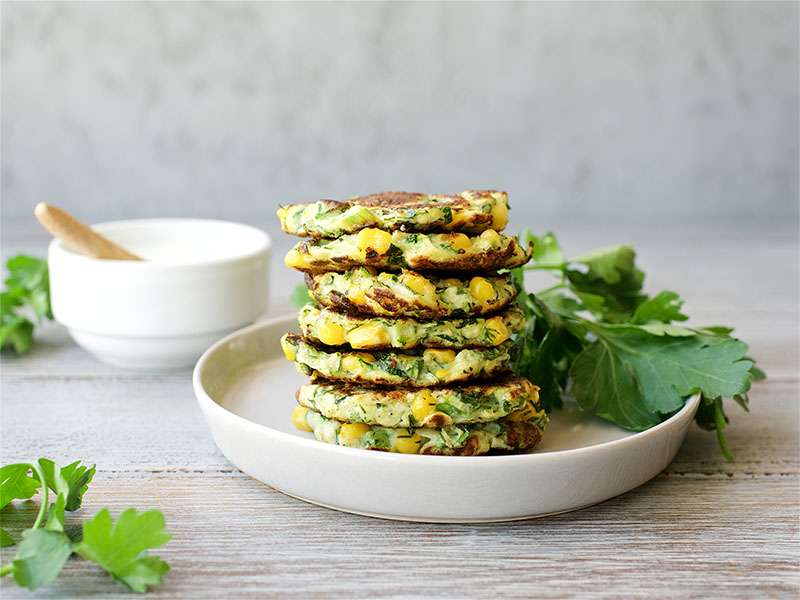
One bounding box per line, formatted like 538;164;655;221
1;222;798;598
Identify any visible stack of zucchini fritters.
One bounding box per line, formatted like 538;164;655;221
278;190;548;456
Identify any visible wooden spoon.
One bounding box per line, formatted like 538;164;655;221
34;203;142;261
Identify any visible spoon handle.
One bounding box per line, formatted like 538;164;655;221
34;203;142;261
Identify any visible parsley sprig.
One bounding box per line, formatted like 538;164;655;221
0;459;171;592
1;256;53;354
511;231;765;459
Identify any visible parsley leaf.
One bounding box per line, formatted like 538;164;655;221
526;230;565;267
0;464;41;509
1;459;171;593
631;290;688;324
0;530;14;548
1;256;53;354
75;508;171;593
4;256;52;321
2;529;72;590
0;463;42;547
38;459;95;512
290;284;311;308
566;245;646;322
510;231;765;458
570;324;752;430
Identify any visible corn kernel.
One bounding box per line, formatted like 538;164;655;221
403;272;435;297
277;206;288;222
342;355;362;373
435;369;450;380
480;229;501;244
280;337;296;361
393;431;423;454
284;249;307;269
423;348;456;364
317;321;346;346
411;390;437;424
356;228;392;255
348;287;366;304
291;406;313;432
491;200;509;230
338;423;370;447
469;276;496;305
341;353;374;374
449;233;471;251
485;316;509;344
346;323;389;349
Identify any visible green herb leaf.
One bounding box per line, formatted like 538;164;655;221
571;324;752;430
745;358;767;382
0;529;15;547
631;290;688;324
566;245;645;322
3;529;72;590
4;256;52;321
1;256;53;354
38;459;95;512
44;495;67;534
0;464;41;510
0;314;34;354
527;230;565;267
290;284;311;308
75;508;171;593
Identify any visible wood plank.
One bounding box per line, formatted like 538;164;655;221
1;474;798;598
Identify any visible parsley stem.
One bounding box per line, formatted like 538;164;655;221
713;398;734;462
29;461;49;530
536;282;567;296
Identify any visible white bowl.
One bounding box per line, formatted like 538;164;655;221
49;219;271;370
194;315;701;522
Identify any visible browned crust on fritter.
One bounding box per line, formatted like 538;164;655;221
314;190;501;209
405;240;523;272
350;191;474;209
427;434;481;456
305;272;516;319
503;420;543;450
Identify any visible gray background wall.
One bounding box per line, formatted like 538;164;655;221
2;1;798;236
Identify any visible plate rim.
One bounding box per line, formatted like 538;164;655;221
193;314;701;464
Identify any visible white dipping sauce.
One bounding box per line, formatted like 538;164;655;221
84;219;268;265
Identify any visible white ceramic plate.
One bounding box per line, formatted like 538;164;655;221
193;315;700;523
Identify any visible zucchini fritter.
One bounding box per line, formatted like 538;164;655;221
280;334;512;387
306;268;518;319
284;229;531;273
294;407;547;456
298;303;525;350
278;190;508;238
295;375;540;428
